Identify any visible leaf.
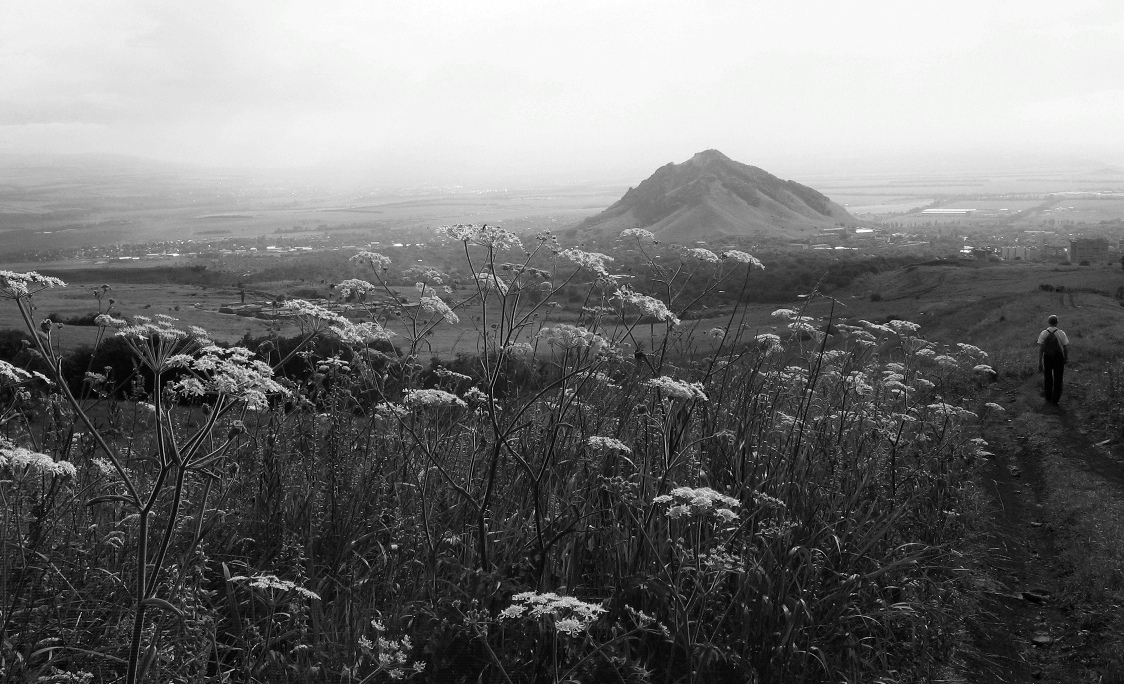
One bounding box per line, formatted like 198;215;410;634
136;645;158;680
142;597;184;620
222;562;245;640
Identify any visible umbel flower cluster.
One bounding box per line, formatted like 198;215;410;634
169;344;288;411
0;270;66;298
647;376;708;401
653;486;740;521
499;591;607;636
0;440;77;479
537;324;608;355
228;573;321;601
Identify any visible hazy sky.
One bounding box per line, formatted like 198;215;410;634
2;0;1122;183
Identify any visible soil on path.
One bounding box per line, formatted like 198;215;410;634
962;365;1124;683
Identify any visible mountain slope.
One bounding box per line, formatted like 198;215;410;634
568;150;854;241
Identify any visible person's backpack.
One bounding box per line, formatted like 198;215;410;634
1042;329;1065;363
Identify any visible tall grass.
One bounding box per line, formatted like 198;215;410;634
0;232;995;683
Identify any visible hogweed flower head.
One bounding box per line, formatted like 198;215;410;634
647;376;708;402
721;250;764;269
116;316;205;371
0;360;32;385
957;342;988;359
337;279;377;299
0;441;77;479
652;486;740;520
0;270;66;299
613;287;679;325
619;228;655;241
419;295;459;324
560;248;615;278
683;247;719;264
228;573;320;600
283;299;349;331
886;319;921;334
537;324;607;355
402;389;467;410
331;319;396;345
437;223;522;251
94;313;127;328
171;345;288;411
499;591;606;636
351;251;392;271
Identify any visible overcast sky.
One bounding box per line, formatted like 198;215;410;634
2;0;1122;184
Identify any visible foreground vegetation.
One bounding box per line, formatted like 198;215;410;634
1;226;998;683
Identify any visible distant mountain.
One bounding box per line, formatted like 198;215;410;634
566;150;854;241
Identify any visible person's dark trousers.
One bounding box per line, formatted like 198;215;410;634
1043;358;1065;404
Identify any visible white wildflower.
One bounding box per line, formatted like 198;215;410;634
0;270;66;298
957;343;988;359
0;442;77;479
94;313;127;328
402;389;467;410
560;248;615;277
652;486;740;519
0;360;31;384
420;295;459;324
351;251;392;271
374;402;409;418
886;319;921;334
721;250;764;268
229;573;320;600
647;376;708;401
683;247;719;264
500;592;605;636
337;279;377;298
620;228;655;240
754;333;782;348
537;324;607;354
437;224;522;250
933;354;959;368
613;287;679;325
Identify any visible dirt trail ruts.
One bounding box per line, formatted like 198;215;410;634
963;366;1124;683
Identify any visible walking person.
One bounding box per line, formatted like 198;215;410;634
1037;314;1069;405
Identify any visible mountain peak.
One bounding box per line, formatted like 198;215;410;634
568;151;854;241
686;149;732;165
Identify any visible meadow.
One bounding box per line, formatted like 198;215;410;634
0;225;1022;683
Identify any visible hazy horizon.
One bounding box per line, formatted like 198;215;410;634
3;1;1124;187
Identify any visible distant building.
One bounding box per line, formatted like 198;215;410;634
1042;245;1068;260
1069;238;1109;264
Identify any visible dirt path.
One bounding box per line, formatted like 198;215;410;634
962;365;1124;682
